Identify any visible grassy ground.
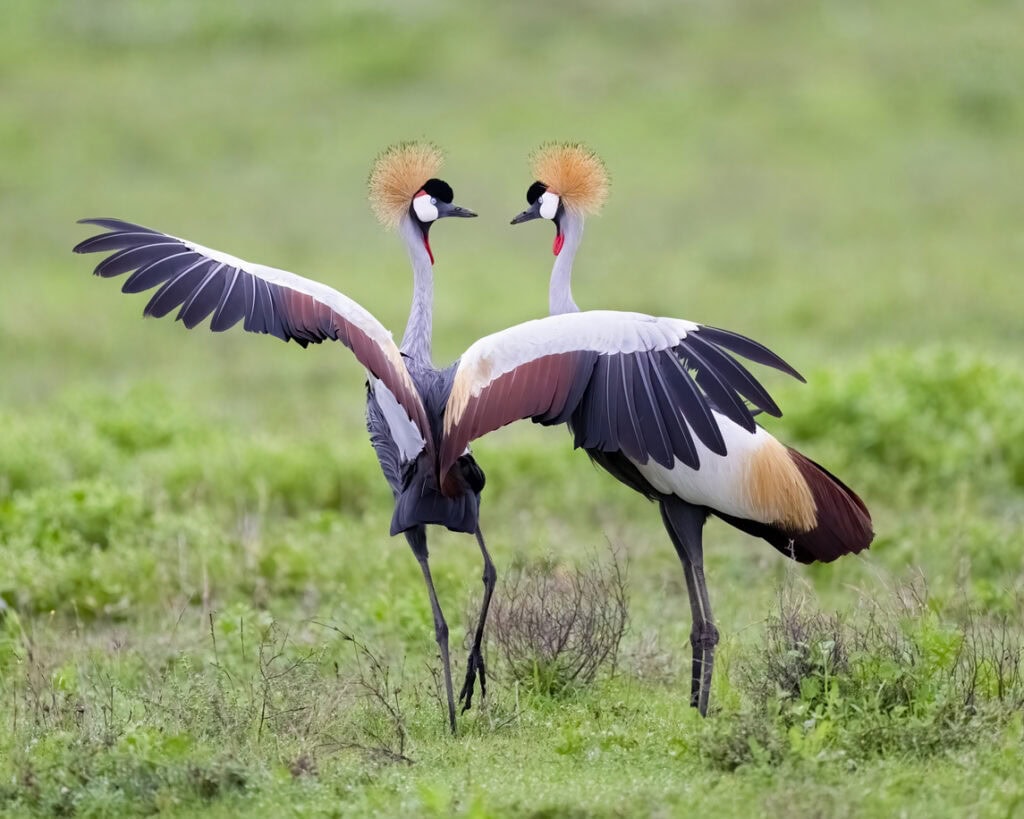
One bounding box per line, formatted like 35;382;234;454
2;1;1023;815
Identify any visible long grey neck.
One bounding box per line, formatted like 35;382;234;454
549;210;584;315
398;214;434;364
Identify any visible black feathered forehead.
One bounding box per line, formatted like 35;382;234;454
526;181;547;204
422;178;454;203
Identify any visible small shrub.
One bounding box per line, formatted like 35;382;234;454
740;588;850;704
701;707;786;772
954;607;1024;711
486;549;629;696
705;579;1024;770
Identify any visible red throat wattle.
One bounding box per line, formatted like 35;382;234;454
423;235;434;265
553;233;565;256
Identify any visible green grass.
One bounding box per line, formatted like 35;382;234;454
2;0;1024;815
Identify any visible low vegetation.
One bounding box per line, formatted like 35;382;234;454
706;579;1024;771
1;348;1022;815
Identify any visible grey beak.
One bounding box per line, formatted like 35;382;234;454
439;202;477;219
510;202;543;225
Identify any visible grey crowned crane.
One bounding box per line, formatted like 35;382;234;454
492;142;874;715
74;142;488;734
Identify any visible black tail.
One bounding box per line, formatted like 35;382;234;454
390;454;482;536
716;449;873;565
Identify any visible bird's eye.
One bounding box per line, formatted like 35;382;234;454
431;198;437;205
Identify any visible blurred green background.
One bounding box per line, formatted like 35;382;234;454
4;0;1022;407
2;1;1024;815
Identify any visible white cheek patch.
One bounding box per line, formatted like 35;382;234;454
539;191;560;220
413;194;439;222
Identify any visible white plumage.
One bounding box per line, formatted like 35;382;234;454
632;414;773;522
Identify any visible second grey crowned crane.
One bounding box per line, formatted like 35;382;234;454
499;143;874;716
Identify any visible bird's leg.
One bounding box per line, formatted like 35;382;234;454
407;528;457;734
684;561;719;716
459;527;496;713
660;500;717;716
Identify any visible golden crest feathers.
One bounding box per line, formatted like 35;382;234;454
368;142;445;228
529;142;609;215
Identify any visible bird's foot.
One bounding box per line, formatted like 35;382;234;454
689;622;720;716
458;647;487;713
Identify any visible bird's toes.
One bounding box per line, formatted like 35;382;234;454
458;670;476;711
458;651;487;712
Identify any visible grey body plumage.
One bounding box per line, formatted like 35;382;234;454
369;359;484;536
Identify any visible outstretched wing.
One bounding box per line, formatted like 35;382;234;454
74;218;432;451
441;310;802;480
